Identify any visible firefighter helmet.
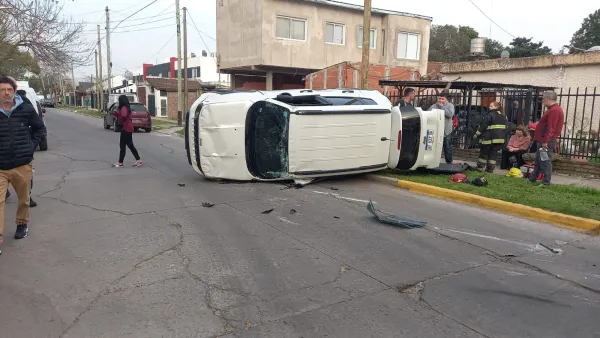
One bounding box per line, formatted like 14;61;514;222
506;168;523;178
471;176;489;187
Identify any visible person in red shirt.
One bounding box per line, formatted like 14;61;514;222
529;91;564;186
113;95;142;168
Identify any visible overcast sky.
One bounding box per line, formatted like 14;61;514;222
67;0;598;81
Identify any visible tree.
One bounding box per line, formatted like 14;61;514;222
507;37;552;58
429;25;481;62
0;0;93;69
485;39;505;59
570;9;600;53
0;39;40;78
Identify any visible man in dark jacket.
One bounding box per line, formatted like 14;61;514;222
0;76;46;249
528;91;564;186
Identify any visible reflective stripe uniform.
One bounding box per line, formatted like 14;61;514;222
475;110;507;173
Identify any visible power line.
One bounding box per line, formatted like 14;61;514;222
81;11;172;26
81;17;174;32
187;11;215;61
83;23;172;35
467;0;515;38
143;33;176;64
113;0;160;32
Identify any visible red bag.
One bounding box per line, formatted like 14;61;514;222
452;115;459;128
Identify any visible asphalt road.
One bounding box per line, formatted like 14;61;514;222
1;107;599;338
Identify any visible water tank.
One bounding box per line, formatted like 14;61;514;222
500;50;510;58
470;38;486;56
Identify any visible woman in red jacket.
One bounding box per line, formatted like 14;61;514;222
113;95;142;168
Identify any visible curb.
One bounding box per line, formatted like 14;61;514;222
365;174;600;233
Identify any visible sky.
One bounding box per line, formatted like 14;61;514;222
64;0;599;82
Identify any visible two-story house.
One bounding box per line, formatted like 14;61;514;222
217;0;432;90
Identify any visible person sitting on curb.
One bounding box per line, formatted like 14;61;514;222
501;125;531;169
473;101;507;173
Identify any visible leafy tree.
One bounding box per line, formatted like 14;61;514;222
485;39;505;59
429;25;482;62
0;39;40;78
507;37;552;58
570;9;600;52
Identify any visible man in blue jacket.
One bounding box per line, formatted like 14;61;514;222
0;76;46;252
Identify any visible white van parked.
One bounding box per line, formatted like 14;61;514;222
106;93;138;109
185;89;444;182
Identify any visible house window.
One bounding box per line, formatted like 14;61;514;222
397;32;420;60
325;22;345;45
358;27;376;48
160;90;167;97
276;16;306;41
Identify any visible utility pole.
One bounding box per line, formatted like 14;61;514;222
360;0;372;89
175;0;183;126
183;7;188;117
71;64;76;106
95;50;99;109
106;6;112;99
97;24;104;111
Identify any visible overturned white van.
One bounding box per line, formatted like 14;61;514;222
185;89;444;182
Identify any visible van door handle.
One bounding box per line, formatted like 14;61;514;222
381;137;389;141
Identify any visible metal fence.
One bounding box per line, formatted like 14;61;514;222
389;86;600;162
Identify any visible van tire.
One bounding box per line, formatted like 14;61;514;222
104;117;110;129
39;137;48;151
144;128;151;133
113;120;119;132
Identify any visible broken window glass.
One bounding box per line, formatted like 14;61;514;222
246;102;290;179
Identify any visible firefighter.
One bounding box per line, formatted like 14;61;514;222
473;101;507;173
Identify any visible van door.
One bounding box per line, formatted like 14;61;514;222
286;103;391;176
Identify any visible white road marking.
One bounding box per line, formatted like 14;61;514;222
312;190;371;204
278;217;299;225
434;227;536;249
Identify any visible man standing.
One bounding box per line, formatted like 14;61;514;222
397;88;415;108
529;91;564;186
429;92;455;164
0;76;46;250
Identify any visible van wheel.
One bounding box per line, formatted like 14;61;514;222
144;128;151;133
113;120;119;132
104;117;110;129
39;137;48;151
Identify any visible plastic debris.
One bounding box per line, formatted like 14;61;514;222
177;183;186;187
330;187;339;191
334;216;340;219
261;208;275;214
202;202;215;208
537;243;562;254
367;200;426;229
290;209;297;214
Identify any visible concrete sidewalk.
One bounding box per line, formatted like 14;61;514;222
455;160;600;190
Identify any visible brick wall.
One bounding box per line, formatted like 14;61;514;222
450;147;600;178
306;62;413;93
166;91;200;120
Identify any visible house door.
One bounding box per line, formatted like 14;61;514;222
148;94;156;116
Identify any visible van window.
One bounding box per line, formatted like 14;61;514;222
245;101;289;179
323;97;378;105
396;106;421;170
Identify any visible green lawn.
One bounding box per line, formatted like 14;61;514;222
175;128;185;137
58;105;104;119
380;169;600;220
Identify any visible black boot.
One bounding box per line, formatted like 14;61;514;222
30;197;37;208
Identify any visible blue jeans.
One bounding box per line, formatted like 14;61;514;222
443;135;453;164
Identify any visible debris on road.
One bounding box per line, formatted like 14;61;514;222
367;200;426;229
334;216;340;219
177;183;186;187
290;209;297;214
202;202;215;208
537;243;563;254
261;208;275;214
330;187;339;191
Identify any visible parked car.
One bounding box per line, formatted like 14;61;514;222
40;98;55;108
185;89;444;182
104;102;152;132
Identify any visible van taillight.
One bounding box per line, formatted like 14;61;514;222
397;131;402;150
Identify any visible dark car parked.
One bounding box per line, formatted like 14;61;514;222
104;102;152;132
40;98;55;108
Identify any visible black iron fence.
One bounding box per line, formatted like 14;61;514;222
389;87;600;162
